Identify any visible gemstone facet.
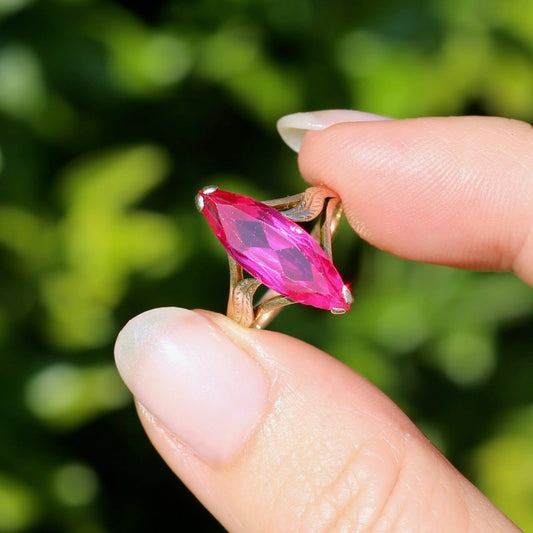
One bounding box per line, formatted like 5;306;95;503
197;187;352;313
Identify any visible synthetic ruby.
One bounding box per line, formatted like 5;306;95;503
196;187;352;313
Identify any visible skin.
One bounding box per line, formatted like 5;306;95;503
115;115;532;532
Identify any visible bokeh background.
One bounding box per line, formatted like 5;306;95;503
1;0;533;531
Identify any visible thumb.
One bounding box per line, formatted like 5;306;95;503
114;307;520;533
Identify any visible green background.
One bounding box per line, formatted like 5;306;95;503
1;0;533;531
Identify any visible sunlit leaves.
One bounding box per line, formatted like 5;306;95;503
197;25;302;122
84;7;192;94
474;405;533;532
0;45;46;119
0;475;40;532
25;363;129;428
42;145;180;348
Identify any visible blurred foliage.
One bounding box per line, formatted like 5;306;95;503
0;0;532;531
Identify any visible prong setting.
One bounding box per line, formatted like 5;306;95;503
196;185;220;212
194;194;204;212
198;185;352;329
331;307;347;315
342;285;353;305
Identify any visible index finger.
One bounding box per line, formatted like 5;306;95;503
288;113;533;286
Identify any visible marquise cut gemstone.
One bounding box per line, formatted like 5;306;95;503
196;187;352;312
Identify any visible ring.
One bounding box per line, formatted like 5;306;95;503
196;185;353;329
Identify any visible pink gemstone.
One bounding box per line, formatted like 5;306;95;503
196;186;352;313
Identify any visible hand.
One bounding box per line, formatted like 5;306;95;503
114;111;531;532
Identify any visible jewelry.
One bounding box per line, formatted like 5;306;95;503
196;185;352;329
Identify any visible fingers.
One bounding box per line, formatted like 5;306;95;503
114;307;520;533
285;113;533;285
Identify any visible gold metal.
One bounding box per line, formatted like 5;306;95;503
226;185;343;329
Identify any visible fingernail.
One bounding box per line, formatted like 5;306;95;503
277;109;391;152
114;307;269;464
